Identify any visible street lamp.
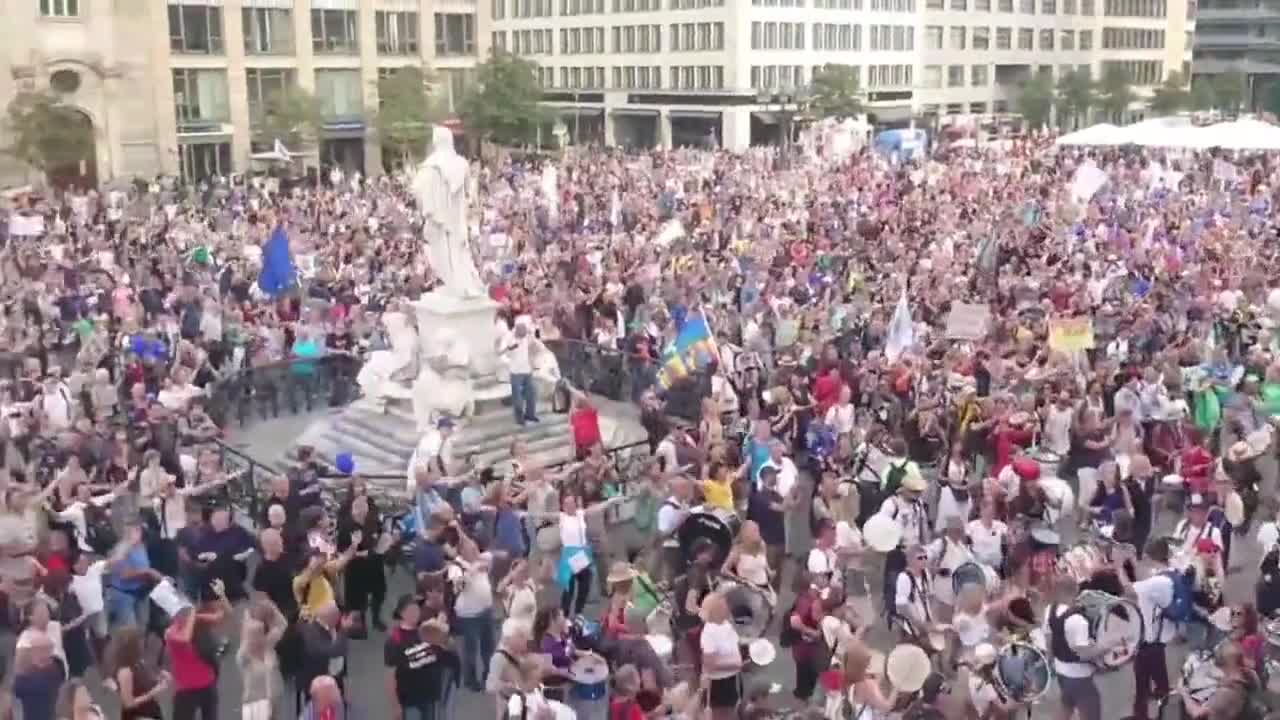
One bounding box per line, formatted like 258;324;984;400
756;87;812;153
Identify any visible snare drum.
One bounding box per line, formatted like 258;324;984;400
993;642;1053;704
1028;448;1062;481
1076;590;1143;670
716;577;775;641
677;506;740;566
569;655;610;701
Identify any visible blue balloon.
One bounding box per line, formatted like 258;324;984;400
335;453;354;475
130;335;147;355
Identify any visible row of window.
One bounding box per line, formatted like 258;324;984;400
1101;27;1166;48
494;21;725;55
926;25;1097;50
528;65;724;90
753;63;911;89
495;0;688;15
755;0;917;8
867;64;914;87
670;22;727;51
922;64;993;87
1102;59;1164;84
813;23;864;51
1103;0;1168;15
750;21;807;50
924;0;1097;14
169;6;477;57
869;24;916;51
560;27;607;54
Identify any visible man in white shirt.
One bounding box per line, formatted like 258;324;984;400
894;545;935;644
496;320;545;426
1174;495;1223;560
1042;575;1123;720
1042;392;1076;456
656;478;693;581
1113;375;1143;422
39;374;72;431
758;439;799;551
1119;538;1177;720
877;470;929;617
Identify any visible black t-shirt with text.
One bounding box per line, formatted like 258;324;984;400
383;631;456;705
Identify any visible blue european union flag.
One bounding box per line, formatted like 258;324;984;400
257;224;297;297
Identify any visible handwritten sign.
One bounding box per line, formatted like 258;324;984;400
945;303;991;340
7;214;45;237
1049;316;1096;352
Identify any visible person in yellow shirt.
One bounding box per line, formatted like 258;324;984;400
293;537;360;619
701;464;735;512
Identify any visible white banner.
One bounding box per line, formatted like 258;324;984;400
7;214;45;237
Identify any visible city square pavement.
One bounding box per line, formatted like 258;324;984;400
85;416;1249;719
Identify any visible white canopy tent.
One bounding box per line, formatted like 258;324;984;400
1055;123;1125;146
1191;119;1280;150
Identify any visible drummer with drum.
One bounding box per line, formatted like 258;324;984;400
874;469;931;616
1124;538;1180;720
894;544;941;654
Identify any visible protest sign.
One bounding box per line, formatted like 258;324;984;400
7;214;45;237
1049;316;1095;351
945;303;991;340
1070;162;1108;204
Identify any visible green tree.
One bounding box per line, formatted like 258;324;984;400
1096;65;1137;122
258;86;324;149
1190;79;1216;111
1055;69;1095;130
460;51;552;145
1148;71;1191;115
1017;72;1055;129
1211;70;1248;115
3;90;94;175
1265;82;1280;117
374;66;442;167
808;64;864;120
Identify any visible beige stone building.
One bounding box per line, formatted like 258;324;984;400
0;0;487;187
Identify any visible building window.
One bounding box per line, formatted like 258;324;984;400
998;0;1013;9
923;65;942;89
1061;29;1074;49
996;26;1011;48
39;0;78;17
434;13;476;55
311;9;358;54
315;69;363;118
169;3;223;54
1019;0;1034;11
1018;27;1033;48
1041;0;1056;12
951;0;967;9
245;68;294;126
243;7;293;55
1079;29;1092;47
178;142;232;184
493;0;506;19
976;0;991;9
925;26;942;50
1039;28;1054;48
376;11;419;55
971;64;989;85
973;26;990;49
1082;0;1094;11
950;26;965;49
947;65;964;86
172;68;230;125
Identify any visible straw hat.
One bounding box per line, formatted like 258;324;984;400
606;561;638;586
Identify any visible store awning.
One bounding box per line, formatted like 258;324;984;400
557;107;604;118
611;108;659;118
668;110;722;120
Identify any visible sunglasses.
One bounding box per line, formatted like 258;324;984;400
913;555;928;562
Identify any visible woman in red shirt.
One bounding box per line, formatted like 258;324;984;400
601;563;639;642
608;665;646;720
166;579;230;720
789;577;828;705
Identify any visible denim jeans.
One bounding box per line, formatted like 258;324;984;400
456;609;496;689
105;587;147;628
404;704;437;720
510;373;537;424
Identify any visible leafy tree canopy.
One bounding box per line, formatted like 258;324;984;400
375;66;443;163
259;86;324;148
1055;69;1095;130
1018;72;1055;129
1096;65;1137;120
3;90;94;173
1148;70;1191;116
460;51;552;145
808;64;864;120
1212;70;1248;114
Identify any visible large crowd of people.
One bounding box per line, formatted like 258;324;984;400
1;131;1280;720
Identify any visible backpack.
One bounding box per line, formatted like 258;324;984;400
1159;568;1196;625
883;461;910;497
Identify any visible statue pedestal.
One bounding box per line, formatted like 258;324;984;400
411;292;510;406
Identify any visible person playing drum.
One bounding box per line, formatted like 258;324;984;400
966;643;1026;720
721;521;777;608
925;516;976;618
1043;574;1130;720
699;593;744;720
894;544;940;653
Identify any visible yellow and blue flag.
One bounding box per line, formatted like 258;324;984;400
656;311;720;389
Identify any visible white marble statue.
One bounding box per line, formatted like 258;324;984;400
413;126;485;298
356;310;418;407
412;326;475;431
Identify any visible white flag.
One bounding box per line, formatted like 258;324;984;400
273;138;290;159
610;190;620;229
885;289;914;362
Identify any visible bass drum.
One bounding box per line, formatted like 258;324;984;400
1076;590;1143;670
715;577;774;642
677;506;740;566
